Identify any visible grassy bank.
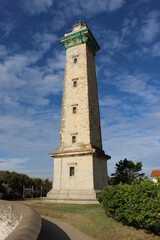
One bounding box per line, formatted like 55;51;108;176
24;200;160;240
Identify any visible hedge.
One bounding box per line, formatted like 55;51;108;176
98;179;160;234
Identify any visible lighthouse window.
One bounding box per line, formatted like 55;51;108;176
72;136;76;143
73;106;76;114
70;167;75;176
74;58;77;64
73;80;77;87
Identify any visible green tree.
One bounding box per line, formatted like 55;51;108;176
0;170;52;199
42;178;52;196
110;159;145;184
31;178;42;187
4;172;32;199
32;178;52;196
0;180;7;199
0;171;32;199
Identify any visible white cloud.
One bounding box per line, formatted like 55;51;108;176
102;29;127;53
121;17;138;39
0;158;28;172
0;19;17;38
151;42;160;57
138;0;151;3
129;41;160;60
100;94;160;177
108;0;125;11
0;106;60;178
58;0;125;20
99;70;160;178
106;131;160;177
0;45;9;58
95;26;130;61
99;96;121;107
99;67;160;176
45;0;125;35
107;127;160;176
51;13;66;31
45;50;65;73
0;45;65;179
138;11;160;43
110;73;160;105
32;32;57;52
0;111;60;152
23;0;54;15
76;0;125;14
0;47;64;109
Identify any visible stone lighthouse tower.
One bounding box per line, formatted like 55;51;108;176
47;21;111;203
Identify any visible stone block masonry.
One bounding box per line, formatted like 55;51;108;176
46;21;111;204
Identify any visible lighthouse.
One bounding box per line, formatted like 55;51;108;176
47;21;111;203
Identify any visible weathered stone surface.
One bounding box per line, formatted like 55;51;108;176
60;20;100;55
0;200;41;240
47;21;111;203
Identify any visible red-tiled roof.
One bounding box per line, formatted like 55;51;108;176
151;170;160;177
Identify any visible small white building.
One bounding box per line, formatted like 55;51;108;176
151;170;160;183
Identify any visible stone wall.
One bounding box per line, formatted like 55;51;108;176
52;154;94;191
57;42;102;152
87;45;102;150
58;43;90;151
0;200;41;240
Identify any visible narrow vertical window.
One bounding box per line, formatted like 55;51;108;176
73;106;76;114
74;58;77;64
72;136;76;143
73;80;77;87
70;167;75;176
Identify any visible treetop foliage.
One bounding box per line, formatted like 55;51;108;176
110;158;145;185
0;170;52;200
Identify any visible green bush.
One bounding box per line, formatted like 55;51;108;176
98;179;160;234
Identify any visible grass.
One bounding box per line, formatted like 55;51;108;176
23;199;160;240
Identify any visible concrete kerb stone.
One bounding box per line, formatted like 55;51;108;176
0;200;41;240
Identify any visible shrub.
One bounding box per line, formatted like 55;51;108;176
98;179;160;234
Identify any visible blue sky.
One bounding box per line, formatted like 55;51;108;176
0;0;160;179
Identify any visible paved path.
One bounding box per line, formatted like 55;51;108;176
38;216;94;240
